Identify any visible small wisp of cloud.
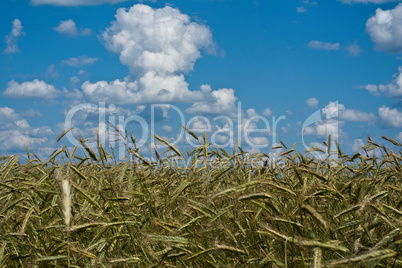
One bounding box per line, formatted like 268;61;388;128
4;19;25;54
308;40;340;50
54;19;92;37
346;40;361;56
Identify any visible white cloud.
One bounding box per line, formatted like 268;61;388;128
322;102;376;122
306;97;319;108
308;40;340;50
103;4;214;75
366;4;402;53
364;84;379;95
64;88;84;100
214;134;228;144
186;87;237;115
0;130;47;150
82;73;207;104
16;119;30;129
378;105;402;127
303;121;340;137
55;19;77;36
364;66;402;97
32;0;128;6
339;109;377;122
4;19;24;54
303;126;315;136
162;125;173;133
189;118;210;133
81;4;229;108
0;107;16;118
61;55;98;67
20;109;42;118
4;79;59;99
55;19;91;37
246;108;258;118
303;102;348;138
80;28;92;36
346;41;361;56
0;107;51;151
262;108;273;117
336;102;376;122
248;137;269;146
352;139;365;152
0;107;25;130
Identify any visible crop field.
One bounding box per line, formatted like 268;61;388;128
0;132;401;267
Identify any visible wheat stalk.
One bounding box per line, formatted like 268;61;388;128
57;168;71;268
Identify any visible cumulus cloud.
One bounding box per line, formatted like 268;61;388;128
364;66;402;97
306;97;319;108
61;55;98;67
186;87;237;115
308;40;340;50
303;121;341;137
378;105;402;127
82;73;206;104
103;4;214;75
81;4;235;111
0;107;51;151
332;102;377;122
0;107;28;130
4;79;59;99
4;19;24;54
55;19;78;36
366;4;402;53
303;102;374;139
0;130;47;150
32;0;128;5
55;19;91;37
189;118;210;133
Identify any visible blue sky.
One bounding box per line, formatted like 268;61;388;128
1;0;402;159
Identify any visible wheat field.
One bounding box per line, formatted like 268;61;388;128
0;131;400;267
